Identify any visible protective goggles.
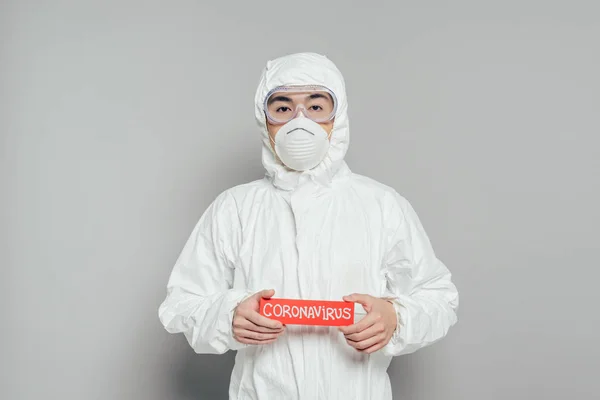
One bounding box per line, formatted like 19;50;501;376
264;85;337;125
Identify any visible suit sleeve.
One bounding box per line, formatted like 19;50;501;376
158;191;253;354
382;194;459;356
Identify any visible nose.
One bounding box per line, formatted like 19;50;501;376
295;105;307;119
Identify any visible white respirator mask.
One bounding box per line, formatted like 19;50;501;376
271;116;331;171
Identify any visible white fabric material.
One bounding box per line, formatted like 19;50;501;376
273;117;331;171
159;52;459;400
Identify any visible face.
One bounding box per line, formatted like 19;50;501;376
265;91;335;148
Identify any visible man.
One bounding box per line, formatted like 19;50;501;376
159;52;459;400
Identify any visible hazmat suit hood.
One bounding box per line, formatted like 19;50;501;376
254;52;350;191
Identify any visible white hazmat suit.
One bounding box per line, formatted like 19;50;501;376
159;52;459;400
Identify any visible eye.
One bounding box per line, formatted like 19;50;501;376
276;106;291;113
309;105;323;111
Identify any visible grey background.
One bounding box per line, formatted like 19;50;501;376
2;1;599;399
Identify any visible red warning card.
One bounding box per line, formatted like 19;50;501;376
259;298;355;326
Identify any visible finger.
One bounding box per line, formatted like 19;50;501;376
256;289;275;299
234;329;283;341
344;322;384;342
246;310;283;329
346;333;385;351
362;341;387;354
342;293;372;306
233;317;285;333
339;312;378;335
235;336;278;345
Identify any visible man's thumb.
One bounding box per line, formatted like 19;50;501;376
257;289;275;299
343;293;371;306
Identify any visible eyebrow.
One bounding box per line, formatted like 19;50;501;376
267;95;292;105
308;93;330;101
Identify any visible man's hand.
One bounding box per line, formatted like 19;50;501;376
233;289;285;345
339;293;398;354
